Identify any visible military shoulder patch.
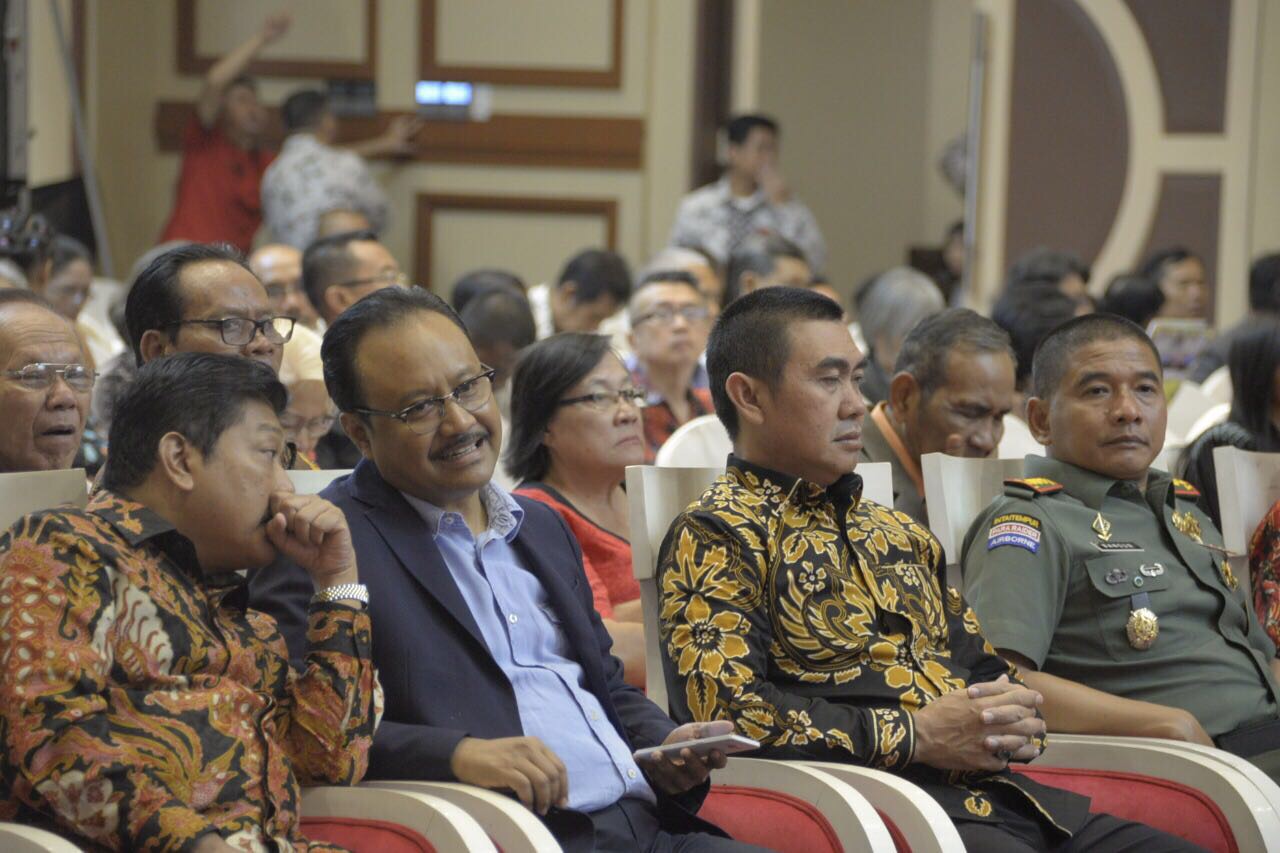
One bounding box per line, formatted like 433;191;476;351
1173;478;1201;499
987;512;1042;553
1003;477;1064;497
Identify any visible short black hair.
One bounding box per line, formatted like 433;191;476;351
125;243;249;366
49;235;92;277
1138;246;1197;284
724;234;807;306
1249;252;1280;313
101;352;286;491
322;285;469;414
556;249;632;306
894;308;1015;396
227;74;257;94
281;89;329;133
450;268;525;313
1101;274;1164;329
1031;313;1161;400
506;333;614;483
991;284;1078;390
301;229;379;313
460;288;536;351
1006;247;1091;292
707;286;843;439
726;114;779;146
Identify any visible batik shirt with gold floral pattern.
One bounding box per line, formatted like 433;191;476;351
657;457;1088;831
0;491;383;852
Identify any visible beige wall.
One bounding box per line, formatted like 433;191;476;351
86;0;695;290
1251;0;1280;266
28;0;76;188
750;0;969;298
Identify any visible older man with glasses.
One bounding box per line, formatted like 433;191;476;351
92;243;295;440
0;290;93;474
625;269;714;460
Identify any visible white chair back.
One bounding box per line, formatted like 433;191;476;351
1185;402;1231;444
288;469;352;495
1166;381;1215;444
626;461;893;708
1201;365;1233;406
654;414;731;468
920;453;1026;573
0;469;88;533
997;416;1043;459
1214;447;1280;556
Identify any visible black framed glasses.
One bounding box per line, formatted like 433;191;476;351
353;367;496;435
283;441;299;471
558;387;648;412
337;270;409;290
168;316;296;346
2;362;95;392
632;304;710;326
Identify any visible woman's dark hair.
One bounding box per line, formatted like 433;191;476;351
505;333;614;483
102;352;287;491
0;208;53;278
1138;246;1197;284
1101;274;1164;330
991;284;1078;391
1226;318;1280;451
450;268;526;312
1177;422;1258;529
49;234;93;277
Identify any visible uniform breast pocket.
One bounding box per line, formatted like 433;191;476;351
1084;555;1173;659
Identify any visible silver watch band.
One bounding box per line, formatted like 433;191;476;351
311;582;369;607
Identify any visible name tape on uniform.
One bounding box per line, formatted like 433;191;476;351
987;513;1041;554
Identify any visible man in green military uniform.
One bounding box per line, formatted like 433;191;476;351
963;313;1280;778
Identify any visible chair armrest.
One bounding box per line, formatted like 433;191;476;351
1036;733;1280;852
0;823;82;852
362;781;561;852
301;785;497;852
803;762;965;852
715;757;897;852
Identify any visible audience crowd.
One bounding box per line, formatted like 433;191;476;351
1;16;1278;849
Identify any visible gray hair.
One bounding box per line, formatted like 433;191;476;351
641;247;712;281
895;307;1016;396
857;267;945;353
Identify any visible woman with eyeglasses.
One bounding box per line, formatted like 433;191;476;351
507;333;649;687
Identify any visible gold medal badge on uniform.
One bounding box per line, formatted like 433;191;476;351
1092;512;1112;542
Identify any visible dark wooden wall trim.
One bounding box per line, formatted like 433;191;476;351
418;0;624;89
154;101;645;170
176;0;378;80
690;0;733;189
414;193;619;290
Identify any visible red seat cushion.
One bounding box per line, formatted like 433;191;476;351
301;817;437;852
1012;766;1237;853
874;809;911;853
701;784;843;853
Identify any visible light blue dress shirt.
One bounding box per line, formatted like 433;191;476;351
400;483;656;812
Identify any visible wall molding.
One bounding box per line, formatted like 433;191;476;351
176;0;378;80
414;193;619;290
153;101;645;170
418;0;624;89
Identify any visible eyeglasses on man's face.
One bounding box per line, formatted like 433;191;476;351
352;367;496;436
280;411;337;437
1;362;95;392
337;270;409;290
168;316;296;347
558;387;648;412
632;304;710;327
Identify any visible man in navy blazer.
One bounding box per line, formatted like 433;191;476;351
249;287;766;852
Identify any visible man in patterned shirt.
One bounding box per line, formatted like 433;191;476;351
657;287;1195;850
668;114;826;274
0;353;380;851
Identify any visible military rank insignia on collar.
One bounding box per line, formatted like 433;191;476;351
1173;479;1201;499
987;513;1041;553
1003;477;1063;497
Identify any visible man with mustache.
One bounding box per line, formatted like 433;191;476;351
249;287;768;852
858;308;1017;527
963;314;1280;778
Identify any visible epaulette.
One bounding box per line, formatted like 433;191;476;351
1003;477;1064;498
1173;478;1201;499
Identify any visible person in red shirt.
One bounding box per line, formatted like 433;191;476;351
159;12;292;253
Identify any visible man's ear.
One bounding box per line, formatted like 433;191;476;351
339;412;374;460
139;329;172;364
326;286;351;318
887;371;920;420
1026;395;1052;446
725;371;767;432
156;431;197;492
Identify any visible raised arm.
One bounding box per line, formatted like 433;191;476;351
196;11;292;127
